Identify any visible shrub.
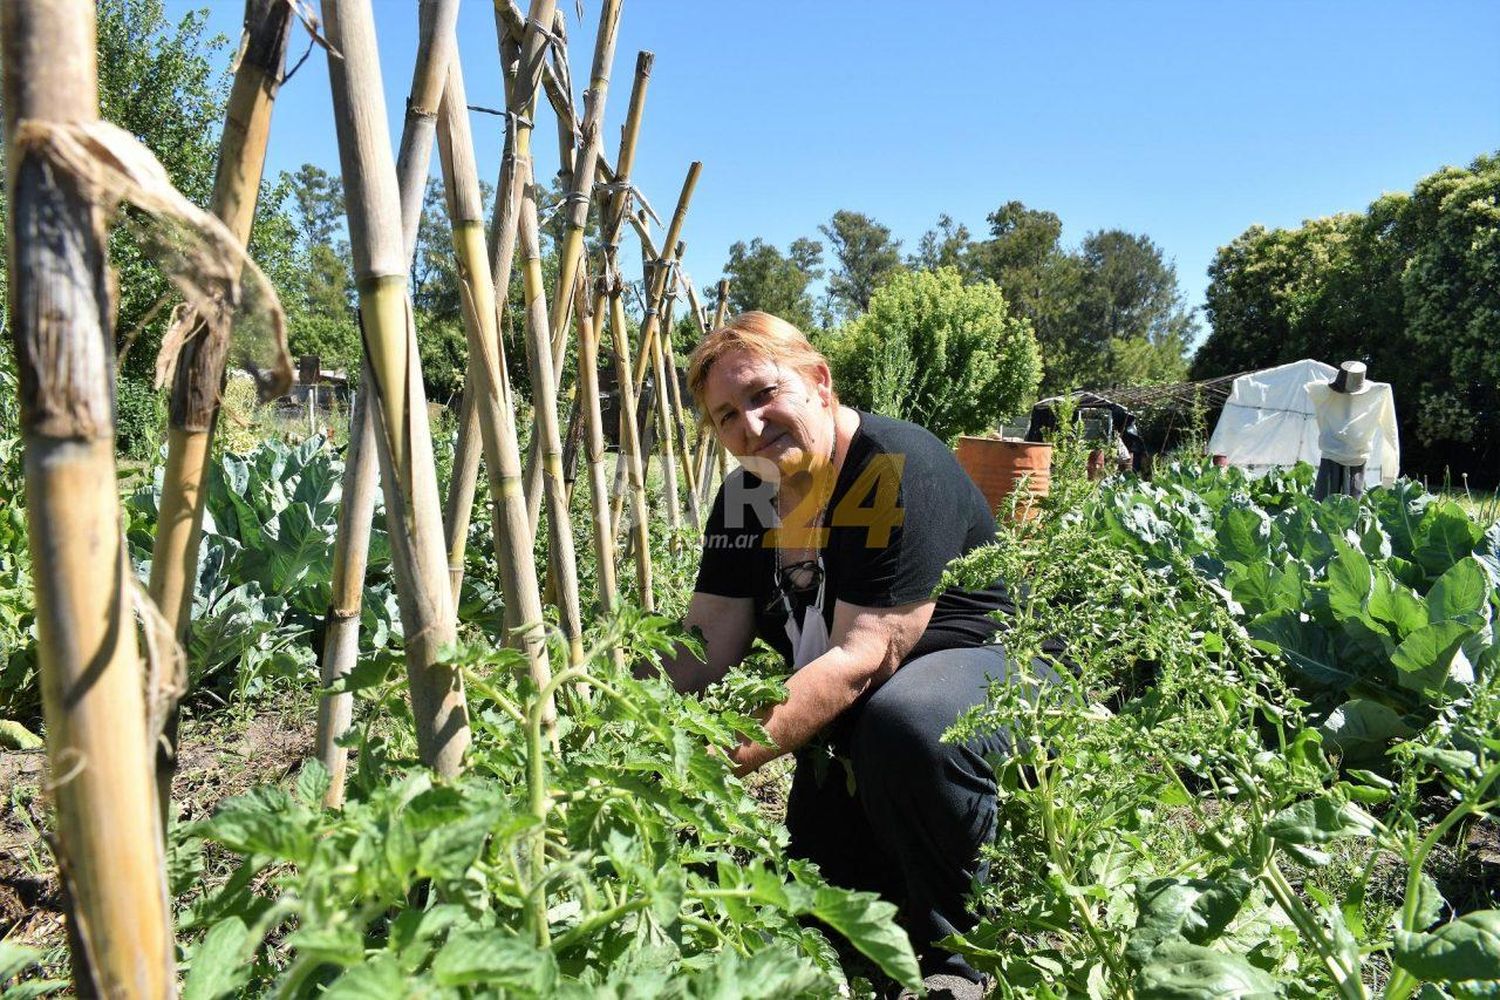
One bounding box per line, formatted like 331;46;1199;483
830;267;1041;443
115;374;165;461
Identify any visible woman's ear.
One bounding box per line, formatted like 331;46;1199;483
811;362;833;406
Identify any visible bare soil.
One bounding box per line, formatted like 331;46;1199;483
0;700;316;968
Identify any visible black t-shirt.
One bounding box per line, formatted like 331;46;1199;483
694;411;1013;666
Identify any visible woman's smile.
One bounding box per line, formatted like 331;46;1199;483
754;430;789;456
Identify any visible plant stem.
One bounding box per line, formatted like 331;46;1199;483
1383;760;1500;999
1261;860;1367;1000
549;897;650;952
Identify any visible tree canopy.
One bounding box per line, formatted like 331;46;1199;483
1193;152;1500;481
722;199;1195;399
829;267;1041;443
720;236;824;332
819;210;902;320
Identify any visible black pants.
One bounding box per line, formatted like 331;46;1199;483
1314;457;1366;500
786;644;1027;982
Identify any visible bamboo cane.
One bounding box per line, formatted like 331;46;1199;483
530;0;622;501
609;183;695;536
485;15;583;669
324;0;467;777
2;1;175;993
658;270;701;526
496;1;623;190
713;278;731;328
642;248;683;541
514;0;620;607
516;102;587;669
548;0;622;374
316;371;375;806
629;164;701;395
595;54;655;604
436;51;555;714
682;277;719;512
623;216;700;531
478;0;555;563
711;277;732;485
606;289;653;609
442;386;482;598
147;0;293;829
570;268;621;618
662;240;700;507
318;0;462;801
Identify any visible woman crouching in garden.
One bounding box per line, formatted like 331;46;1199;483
656;311;1051;997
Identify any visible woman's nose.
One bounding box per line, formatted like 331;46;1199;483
743;407;766;438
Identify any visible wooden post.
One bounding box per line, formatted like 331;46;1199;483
324;0;467;776
2;0;176;993
148;0;293;828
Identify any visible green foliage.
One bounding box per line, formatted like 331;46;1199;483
1097;463;1499;758
819;210;904;320
720;236;825;332
0;357;38;723
1194;152;1500;473
269;166;361;375
95;0;230;382
940;455;1499;998
415;313;471;405
114;374;166;462
181;620;920;996
830;266;1041;442
904;202;1201;394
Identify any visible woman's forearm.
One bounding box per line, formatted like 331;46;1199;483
655;640;725;694
729;646;880;775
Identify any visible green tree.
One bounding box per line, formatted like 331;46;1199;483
276;164;361;374
819;210;903;318
289;163;345;248
1400;156;1500;449
413;177;460;318
908;213;980;281
830;267;1041;443
969;201;1087;393
720;236;824;332
96;0;230;384
1192;152;1500;479
1075;229;1195;387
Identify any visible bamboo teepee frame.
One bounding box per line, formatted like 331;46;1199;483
2;0;176;993
148;0;294;830
511;38;587;669
435;46;556;718
3;2;736;990
323;0;468;776
316;0;463;799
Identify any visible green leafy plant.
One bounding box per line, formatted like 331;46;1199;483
830;266;1041;442
180;614;921;997
1098;463;1499;760
125;435;400;699
939;457;1498;998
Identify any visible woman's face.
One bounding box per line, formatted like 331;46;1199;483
702;349;836;477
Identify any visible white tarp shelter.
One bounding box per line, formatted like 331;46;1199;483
1206;359;1399;483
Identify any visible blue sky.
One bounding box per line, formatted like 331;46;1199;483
168;1;1500;342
